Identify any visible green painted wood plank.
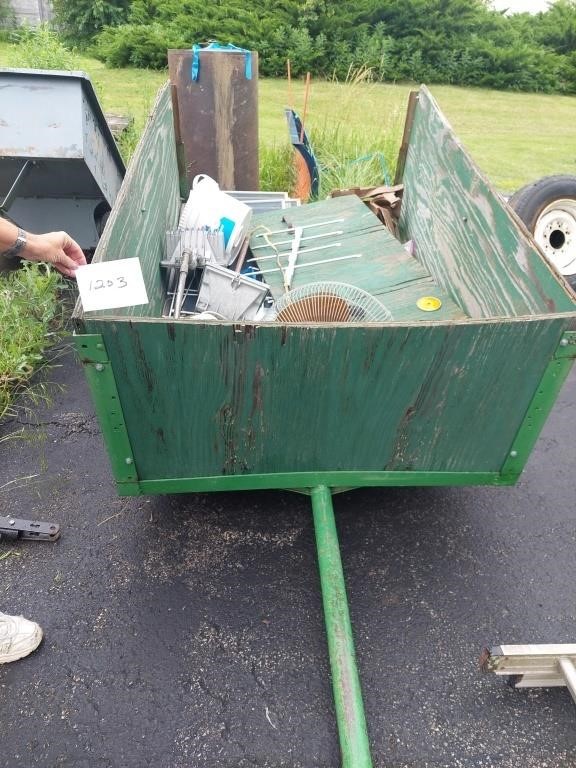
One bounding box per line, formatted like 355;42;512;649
375;277;467;323
385;319;568;471
398;86;576;319
73;83;181;320
250;196;447;321
251;194;381;240
258;229;427;298
81;315;570;481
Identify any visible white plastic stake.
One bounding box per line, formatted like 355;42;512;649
248;242;341;264
250;230;344;250
252;253;362;277
284;226;303;292
252;218;345;238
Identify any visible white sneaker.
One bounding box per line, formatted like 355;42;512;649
0;612;43;664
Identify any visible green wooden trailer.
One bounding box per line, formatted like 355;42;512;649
73;84;576;767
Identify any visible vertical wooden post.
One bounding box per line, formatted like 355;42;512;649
168;49;259;191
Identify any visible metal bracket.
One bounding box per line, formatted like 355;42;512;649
0;515;60;542
554;330;576;359
74;333;140;492
501;330;576;479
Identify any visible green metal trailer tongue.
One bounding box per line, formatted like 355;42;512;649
311;485;373;768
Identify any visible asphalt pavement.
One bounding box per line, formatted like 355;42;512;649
1;346;576;768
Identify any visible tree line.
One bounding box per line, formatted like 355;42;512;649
46;0;576;93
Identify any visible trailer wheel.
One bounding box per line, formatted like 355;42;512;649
509;175;576;288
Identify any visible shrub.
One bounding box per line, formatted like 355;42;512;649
6;25;79;70
85;0;575;96
53;0;130;42
560;51;576;93
95;22;184;68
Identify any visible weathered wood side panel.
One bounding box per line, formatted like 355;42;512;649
84;317;568;479
77;84;180;319
398;87;576;319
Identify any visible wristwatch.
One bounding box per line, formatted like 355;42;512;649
1;227;27;260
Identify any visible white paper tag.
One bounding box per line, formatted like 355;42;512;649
76;258;149;312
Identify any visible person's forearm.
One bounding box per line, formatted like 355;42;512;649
0;219;22;253
0;220;45;260
0;219;87;277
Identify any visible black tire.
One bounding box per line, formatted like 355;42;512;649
509;174;576;289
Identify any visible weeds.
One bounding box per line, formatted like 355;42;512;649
0;264;65;424
5;24;79;70
118;118;140;164
260;69;404;198
310;123;395;198
259;143;296;193
309;71;403;198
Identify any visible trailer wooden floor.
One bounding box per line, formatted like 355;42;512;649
250;194;467;324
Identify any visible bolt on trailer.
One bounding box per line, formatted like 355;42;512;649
72;82;576;767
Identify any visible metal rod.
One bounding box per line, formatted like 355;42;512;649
251;253;362;277
311;485;373;768
300;71;311;142
1;160;32;213
558;658;576;704
174;249;190;320
287;58;293;109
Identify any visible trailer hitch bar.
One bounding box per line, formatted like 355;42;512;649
311;485;373;768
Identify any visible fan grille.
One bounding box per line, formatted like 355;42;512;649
275;282;392;324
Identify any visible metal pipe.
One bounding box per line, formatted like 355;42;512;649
174;249;190;320
311;485;373;768
1;159;33;214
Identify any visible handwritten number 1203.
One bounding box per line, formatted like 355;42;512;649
89;277;128;291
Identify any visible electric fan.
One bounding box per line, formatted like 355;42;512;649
274;282;392;323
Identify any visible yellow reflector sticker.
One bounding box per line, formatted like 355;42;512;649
417;296;442;312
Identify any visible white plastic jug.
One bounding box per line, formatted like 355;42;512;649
178;174;252;264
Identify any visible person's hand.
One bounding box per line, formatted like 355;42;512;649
24;231;87;278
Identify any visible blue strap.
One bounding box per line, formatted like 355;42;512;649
191;42;252;81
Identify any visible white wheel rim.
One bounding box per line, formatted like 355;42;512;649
533;198;576;275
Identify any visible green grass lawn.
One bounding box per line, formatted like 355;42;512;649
1;41;574;192
262;78;576;193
